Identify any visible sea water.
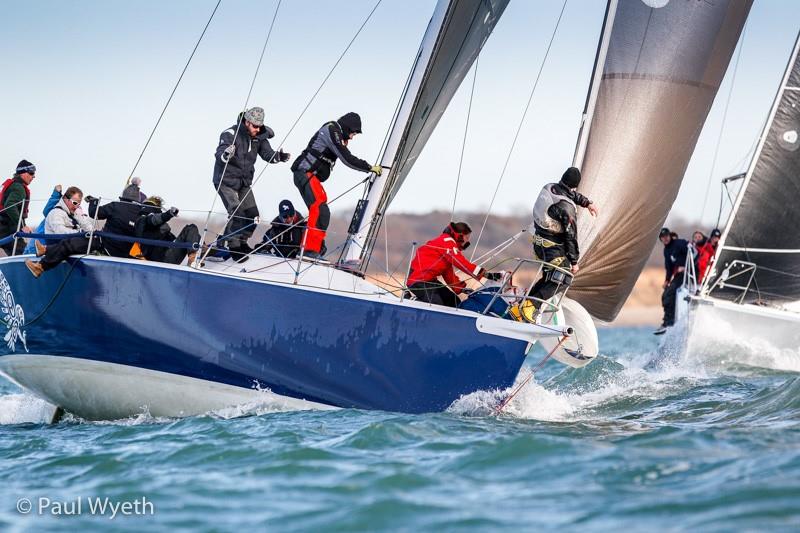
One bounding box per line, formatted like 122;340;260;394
1;327;798;531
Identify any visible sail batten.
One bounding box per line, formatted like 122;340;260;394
568;0;752;322
343;0;509;268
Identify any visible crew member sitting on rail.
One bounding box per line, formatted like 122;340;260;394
25;186;100;278
259;199;305;258
131;196;200;265
406;222;502;307
516;167;597;322
84;192;144;258
655;227;689;335
0;160;36;256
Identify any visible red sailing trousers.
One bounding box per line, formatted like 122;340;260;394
295;171;329;254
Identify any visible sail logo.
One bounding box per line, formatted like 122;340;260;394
0;271;27;353
779;129;799;151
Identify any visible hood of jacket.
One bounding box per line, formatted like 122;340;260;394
337;112;362;137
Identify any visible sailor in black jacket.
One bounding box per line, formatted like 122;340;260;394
290;112;381;257
212;107;290;257
655;228;690;334
133;196;200;265
519;167;598;322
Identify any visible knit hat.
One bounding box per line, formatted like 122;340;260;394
244;107;265;127
338;112;363;136
16;159;36;175
710;228;722;238
121;183;141;202
560;167;581;188
279;199;295;217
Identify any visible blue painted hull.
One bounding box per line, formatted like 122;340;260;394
0;257;528;413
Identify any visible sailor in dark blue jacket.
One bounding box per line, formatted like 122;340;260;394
213;107;290;259
290;112;382;258
655;227;690;335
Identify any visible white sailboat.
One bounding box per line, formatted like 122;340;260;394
677;30;800;369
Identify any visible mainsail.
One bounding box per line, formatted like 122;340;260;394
568;0;752;322
342;0;509;268
710;31;800;303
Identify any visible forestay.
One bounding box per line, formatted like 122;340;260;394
342;0;509;269
568;0;752;322
711;31;800;303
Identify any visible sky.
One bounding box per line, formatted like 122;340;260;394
1;0;799;231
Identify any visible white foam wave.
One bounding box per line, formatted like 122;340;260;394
0;393;59;425
684;311;800;373
449;338;710;423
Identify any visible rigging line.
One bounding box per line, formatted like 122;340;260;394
699;20;748;224
197;0;283;264
451;54;480;219
471;0;568;260
216;0;384;241
125;0;222;185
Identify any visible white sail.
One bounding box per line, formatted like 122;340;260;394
342;0;509;268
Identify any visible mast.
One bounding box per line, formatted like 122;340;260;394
706;30;800;292
572;0;617;170
341;0;451;267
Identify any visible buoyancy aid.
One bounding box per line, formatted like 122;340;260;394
0;177;30;220
530;183;577;235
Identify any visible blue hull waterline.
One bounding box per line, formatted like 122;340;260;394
0;256;543;416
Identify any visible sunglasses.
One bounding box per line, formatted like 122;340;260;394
69;199;80;206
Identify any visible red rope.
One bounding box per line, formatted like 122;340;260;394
495;336;566;415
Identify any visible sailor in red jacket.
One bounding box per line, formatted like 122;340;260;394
694;228;720;283
406;222;501;307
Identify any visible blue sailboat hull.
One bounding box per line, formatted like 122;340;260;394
0;257;529;415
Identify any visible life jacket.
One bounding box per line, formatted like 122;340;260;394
53;204;80;231
292;121;342;179
0;177;31;220
530;183;576;235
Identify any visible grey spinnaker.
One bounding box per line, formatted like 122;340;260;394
711;31;800;303
344;0;509;267
568;0;752;322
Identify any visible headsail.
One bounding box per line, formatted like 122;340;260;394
568;0;752;322
342;0;509;268
710;31;800;303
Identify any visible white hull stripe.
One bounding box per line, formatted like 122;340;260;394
0;355;335;421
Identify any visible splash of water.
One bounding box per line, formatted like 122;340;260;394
0;393;59;425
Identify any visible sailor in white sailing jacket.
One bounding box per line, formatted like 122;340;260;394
44;186;94;239
26;186;101;278
519;167;597;321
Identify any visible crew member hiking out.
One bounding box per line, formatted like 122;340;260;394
85;190;145;258
655;227;689;335
0;160;36;256
25;186;99;278
291;112;382;258
213;106;290;260
131;196;200;265
517;167;598;322
406;222;501;308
